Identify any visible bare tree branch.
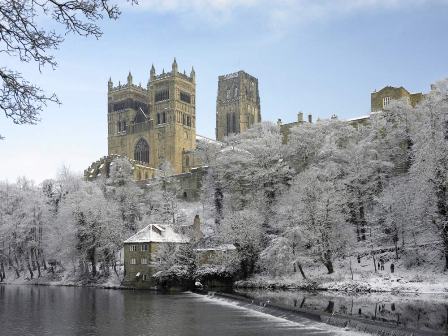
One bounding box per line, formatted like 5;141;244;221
0;0;138;138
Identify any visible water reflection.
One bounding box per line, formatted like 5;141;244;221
235;289;448;334
0;285;341;336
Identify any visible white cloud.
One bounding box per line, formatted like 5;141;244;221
129;0;448;29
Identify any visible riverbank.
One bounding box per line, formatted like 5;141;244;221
235;263;448;294
2;269;129;290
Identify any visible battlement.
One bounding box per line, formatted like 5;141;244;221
218;70;258;82
108;81;149;94
151;70;194;83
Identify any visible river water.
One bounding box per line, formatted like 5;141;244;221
236;289;448;335
0;285;350;336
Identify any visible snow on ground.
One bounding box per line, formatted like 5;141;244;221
3;267;125;289
237;251;448;294
191;292;371;336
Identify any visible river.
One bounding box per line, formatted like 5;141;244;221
235;289;448;335
0;285;353;336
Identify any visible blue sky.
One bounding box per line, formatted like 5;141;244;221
1;0;448;183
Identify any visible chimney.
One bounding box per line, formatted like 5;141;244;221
193;215;203;242
297;111;303;123
308;114;312;123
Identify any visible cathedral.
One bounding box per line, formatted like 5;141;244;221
85;57;425;184
85;59;261;183
107;59;196;177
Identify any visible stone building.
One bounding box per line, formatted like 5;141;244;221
371;86;424;112
277;112;313;144
107;58;196;175
216;71;261;141
122;224;189;288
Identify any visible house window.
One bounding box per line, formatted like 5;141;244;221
141;244;148;252
383;96;391;108
129;245;137;252
130;258;136;265
141;258;148;265
143;274;149;281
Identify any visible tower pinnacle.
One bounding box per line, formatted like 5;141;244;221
190;66;195;82
150;64;156;81
172;57;178;74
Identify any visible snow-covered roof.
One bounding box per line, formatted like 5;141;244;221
196;134;223;146
124;224;189;244
195;244;236;252
346;115;370;122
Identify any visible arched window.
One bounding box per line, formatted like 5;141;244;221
134;138;150;163
134;111;146;124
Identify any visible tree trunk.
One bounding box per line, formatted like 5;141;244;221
90;248;97;277
0;262;5;282
322;250;334;274
297;262;307;279
324;261;334;274
33;249;41;278
13;254;20;278
41;253;47;271
394;238;399;260
26;253;33;279
372;252;377;273
349;257;354;280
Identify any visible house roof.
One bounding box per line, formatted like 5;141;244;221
194;244;236;252
124;224;189;244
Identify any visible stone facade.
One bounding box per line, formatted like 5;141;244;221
122;224;189;288
84;154;158;181
107;59;196;176
277;112;312;144
122;241;159;288
371;86;424;112
216;71;261;141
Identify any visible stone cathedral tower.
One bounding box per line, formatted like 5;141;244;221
107;59;196;175
216;71;261;141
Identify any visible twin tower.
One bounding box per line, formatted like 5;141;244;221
107;59;260;176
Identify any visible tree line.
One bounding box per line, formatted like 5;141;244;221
198;79;448;279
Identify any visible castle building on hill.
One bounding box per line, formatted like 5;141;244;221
107;58;196;176
216;71;261;141
371;86;424;112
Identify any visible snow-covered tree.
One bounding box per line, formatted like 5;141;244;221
407;80;448;269
54;180;122;277
105;158;143;233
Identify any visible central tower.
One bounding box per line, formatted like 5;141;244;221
148;59;196;173
216;71;261;141
107;59;196;176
